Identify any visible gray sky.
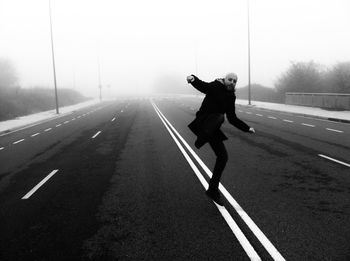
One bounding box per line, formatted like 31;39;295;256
0;0;349;97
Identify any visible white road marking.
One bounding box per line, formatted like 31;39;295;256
64;121;69;124
246;112;252;114
318;154;350;167
0;147;4;151
152;101;261;261
283;119;293;123
238;110;243;112
71;118;76;121
256;114;263;117
111;117;116;122
92;131;101;139
302;123;315;127
56;124;62;127
326;128;343;133
13;139;25;144
31;133;40;137
44;128;52;132
22;170;59;199
152;101;286;261
77;116;81;118
268;116;277;119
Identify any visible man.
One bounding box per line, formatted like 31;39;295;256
186;73;255;206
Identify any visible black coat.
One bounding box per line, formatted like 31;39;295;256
188;75;250;147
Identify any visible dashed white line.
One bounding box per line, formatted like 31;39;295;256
64;121;69;124
238;110;243;112
111;117;116;122
256;114;263;117
0;147;4;151
71;118;76;121
44;128;52;132
318;154;350;167
283;119;294;123
77;116;81;119
56;124;62;127
13;139;25;144
22;169;59;199
92;131;101;139
246;112;252;114
268;116;277;119
302;123;315;127
326;128;343;133
31;133;40;137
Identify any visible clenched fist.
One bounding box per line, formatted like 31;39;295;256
186;75;194;83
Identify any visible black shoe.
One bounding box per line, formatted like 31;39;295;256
206;189;224;206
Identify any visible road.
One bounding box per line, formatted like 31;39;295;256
0;96;349;260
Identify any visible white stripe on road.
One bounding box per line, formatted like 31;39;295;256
13;139;25;144
151;101;261;261
256;114;263;117
0;147;4;151
64;121;69;124
302;123;315;127
326;128;343;133
44;128;52;132
246;112;252;114
77;116;81;118
71;118;76;121
31;133;40;137
92;131;101;139
283;119;293;123
111;117;116;122
238;110;243;112
318;154;350;168
152;101;286;261
56;124;62;127
22;170;59;199
268;116;277;119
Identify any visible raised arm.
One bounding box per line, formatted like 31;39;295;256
186;75;211;94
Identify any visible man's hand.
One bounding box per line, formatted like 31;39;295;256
249;127;255;133
187;75;194;83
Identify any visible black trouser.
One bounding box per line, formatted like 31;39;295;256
208;136;228;191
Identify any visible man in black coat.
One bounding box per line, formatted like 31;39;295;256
187;73;255;206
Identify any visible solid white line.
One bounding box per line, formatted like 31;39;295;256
302;123;315;127
268;116;277;119
31;133;40;137
326;128;343;133
92;131;101;139
151;101;261;261
44;128;52;132
283;119;293;123
22;169;59;199
13;139;25;144
256;114;263;117
318;154;350;167
153;102;286;261
111;117;116;122
56;124;62;127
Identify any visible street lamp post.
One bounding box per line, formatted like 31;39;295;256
247;0;252;105
49;0;59;114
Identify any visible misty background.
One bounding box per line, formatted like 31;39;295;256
1;0;350;120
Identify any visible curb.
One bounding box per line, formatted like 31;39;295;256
236;104;350;124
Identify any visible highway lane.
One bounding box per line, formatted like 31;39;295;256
0;98;258;260
155;96;350;260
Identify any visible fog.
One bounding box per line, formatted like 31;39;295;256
1;0;349;97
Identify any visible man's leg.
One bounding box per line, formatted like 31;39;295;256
208;137;228;191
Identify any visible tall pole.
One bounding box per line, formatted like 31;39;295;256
49;0;59;114
247;0;252;105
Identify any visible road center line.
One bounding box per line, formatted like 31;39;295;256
22;169;59;199
13;139;25;144
302;123;315;127
152;101;286;261
326;128;343;133
92;131;101;139
151;101;261;261
318;154;350;167
31;133;40;137
44;128;52;132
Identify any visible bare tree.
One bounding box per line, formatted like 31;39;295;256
326;62;350;93
0;58;19;94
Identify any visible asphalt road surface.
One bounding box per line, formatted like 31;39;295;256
0;97;349;261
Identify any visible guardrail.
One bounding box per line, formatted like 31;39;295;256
285;92;350;110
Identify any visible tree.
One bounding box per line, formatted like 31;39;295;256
275;61;325;94
0;58;19;94
326;62;350;93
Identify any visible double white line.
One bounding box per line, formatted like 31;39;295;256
151;101;285;261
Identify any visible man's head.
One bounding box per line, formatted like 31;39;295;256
223;73;238;91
